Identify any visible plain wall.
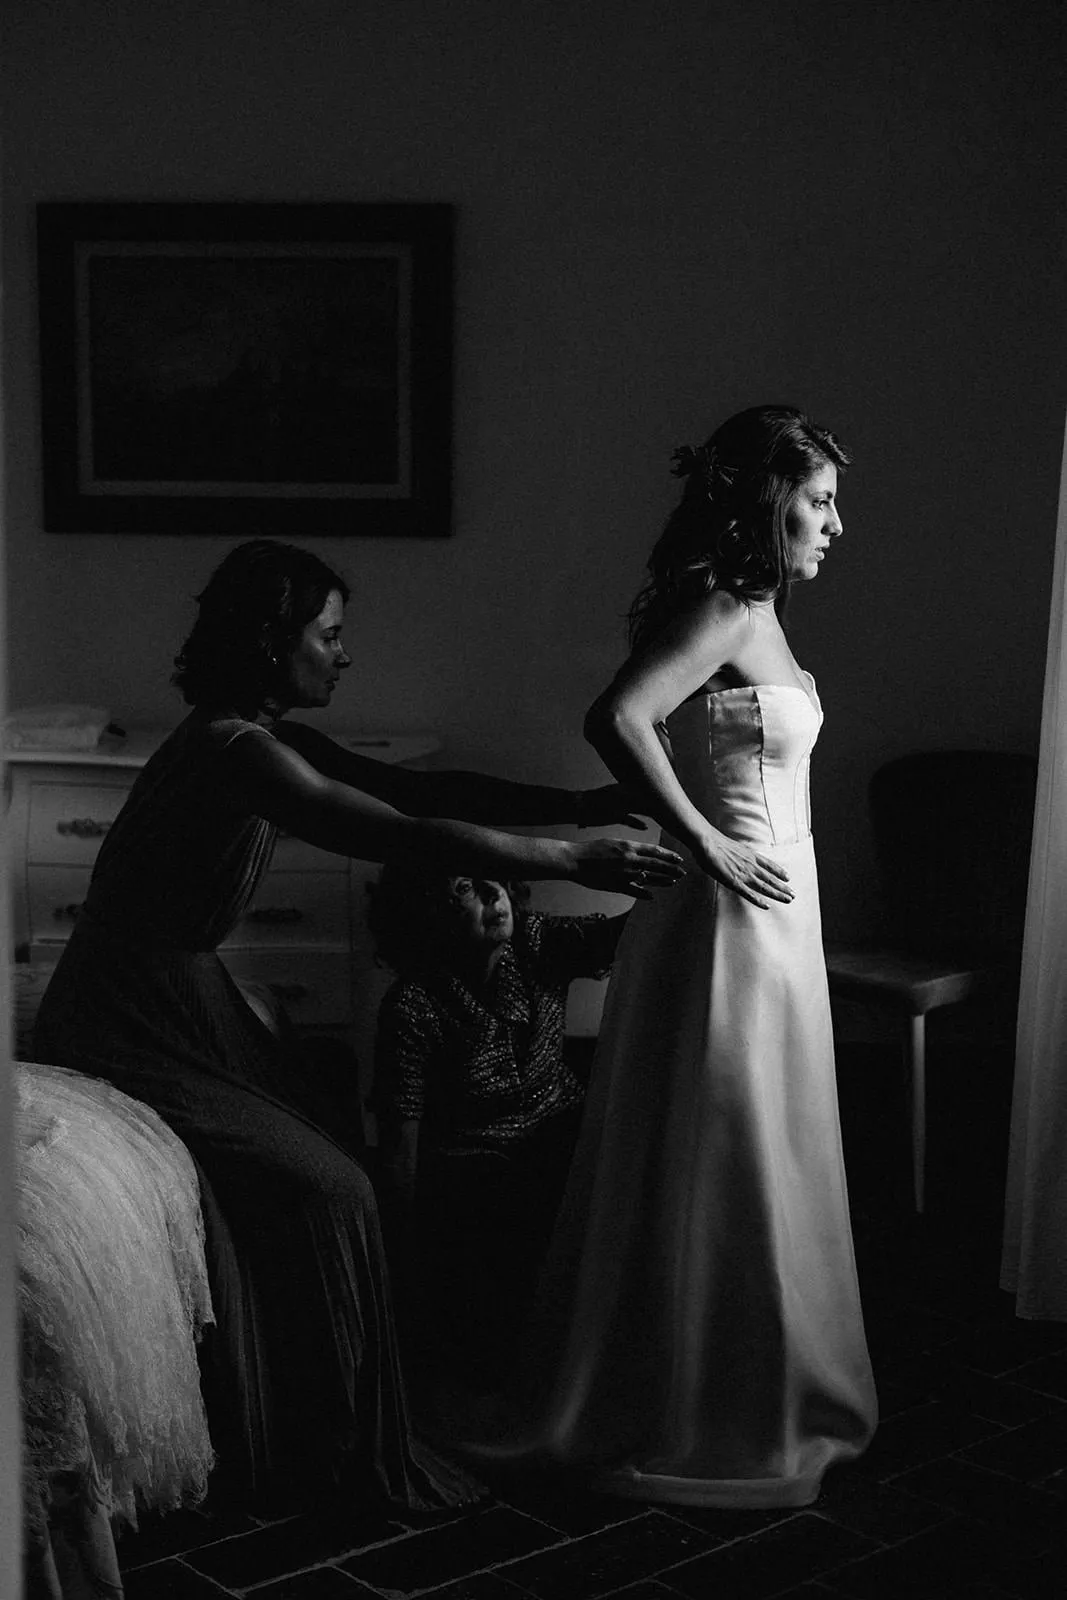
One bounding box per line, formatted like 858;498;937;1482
3;0;1064;947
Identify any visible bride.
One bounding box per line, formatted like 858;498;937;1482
487;404;877;1508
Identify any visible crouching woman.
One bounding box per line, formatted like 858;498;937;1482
371;866;628;1393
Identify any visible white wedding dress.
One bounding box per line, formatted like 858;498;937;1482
506;677;877;1507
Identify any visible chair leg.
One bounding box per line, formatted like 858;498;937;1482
908;1013;926;1214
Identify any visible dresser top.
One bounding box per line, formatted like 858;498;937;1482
4;728;441;769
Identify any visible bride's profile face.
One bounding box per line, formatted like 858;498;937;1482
785;463;842;582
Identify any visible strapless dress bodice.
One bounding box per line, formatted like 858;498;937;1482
665;679;822;848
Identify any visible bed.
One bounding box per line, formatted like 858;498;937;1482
17;1056;215;1599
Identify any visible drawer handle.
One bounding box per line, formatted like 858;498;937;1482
267;982;310;1003
56;818;111;838
52;902;84;922
246;906;304;925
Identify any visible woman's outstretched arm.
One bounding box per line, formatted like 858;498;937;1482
584;591;792;909
221;731;683;899
274;721;645;829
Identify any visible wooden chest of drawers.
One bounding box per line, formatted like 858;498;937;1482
5;728;438;1070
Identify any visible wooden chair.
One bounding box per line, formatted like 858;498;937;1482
825;750;1037;1212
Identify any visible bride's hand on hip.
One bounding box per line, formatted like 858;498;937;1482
696;832;793;909
572;839;686;900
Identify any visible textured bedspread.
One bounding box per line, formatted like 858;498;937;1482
17;1057;215;1556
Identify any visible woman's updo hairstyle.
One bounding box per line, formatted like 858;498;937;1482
628;405;849;650
172;538;350;710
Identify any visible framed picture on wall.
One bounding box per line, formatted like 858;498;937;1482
36;201;453;536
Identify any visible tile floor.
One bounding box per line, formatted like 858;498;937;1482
115;1028;1067;1599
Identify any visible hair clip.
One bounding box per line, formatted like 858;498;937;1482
670;444;708;478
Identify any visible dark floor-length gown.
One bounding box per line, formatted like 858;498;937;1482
34;708;476;1511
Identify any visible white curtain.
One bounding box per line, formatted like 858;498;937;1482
1001;412;1067;1320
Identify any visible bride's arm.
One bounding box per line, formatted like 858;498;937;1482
584;592;792;908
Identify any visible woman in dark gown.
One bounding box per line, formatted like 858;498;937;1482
33;538;683;1513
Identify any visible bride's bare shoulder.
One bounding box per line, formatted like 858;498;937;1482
624;589;752;685
632;589;752;689
677;586;752;642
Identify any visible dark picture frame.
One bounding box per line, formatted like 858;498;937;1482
36;201;453;536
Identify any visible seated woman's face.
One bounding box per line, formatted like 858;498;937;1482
283;589;351;708
444;878;514;949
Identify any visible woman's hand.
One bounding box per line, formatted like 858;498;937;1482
577;783;650;831
695;832;793;909
571;838;686;899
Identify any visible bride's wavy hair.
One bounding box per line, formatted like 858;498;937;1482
173;539;350;710
628;405;850;651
